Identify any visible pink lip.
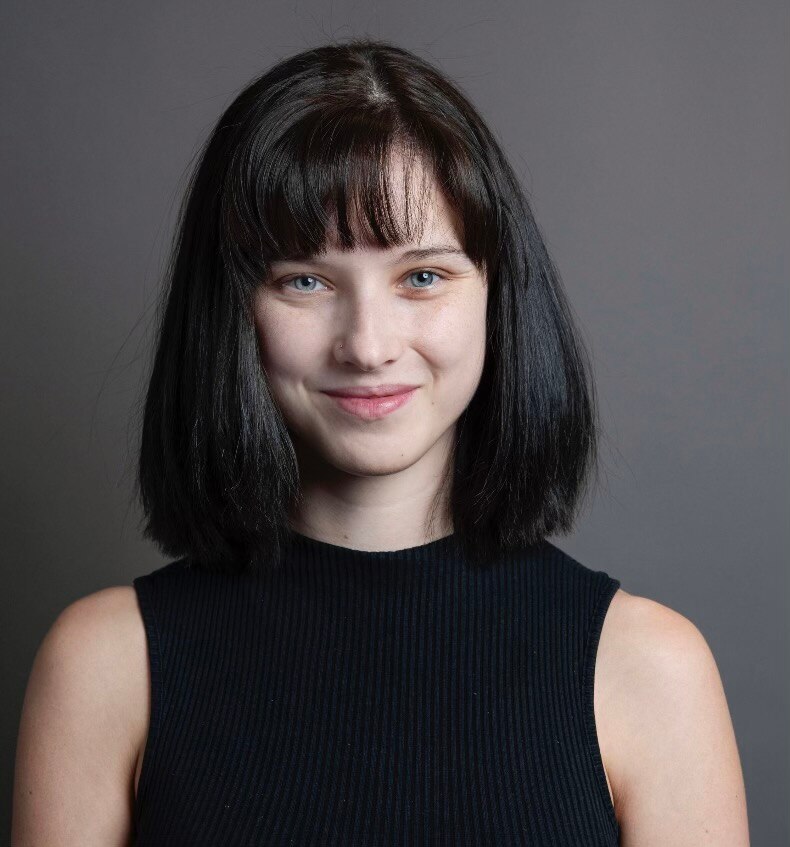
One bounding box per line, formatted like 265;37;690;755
322;388;418;420
323;384;419;398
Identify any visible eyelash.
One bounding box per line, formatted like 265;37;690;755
276;268;447;295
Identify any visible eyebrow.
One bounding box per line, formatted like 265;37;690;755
271;245;470;266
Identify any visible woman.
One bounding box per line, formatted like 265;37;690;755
12;39;749;845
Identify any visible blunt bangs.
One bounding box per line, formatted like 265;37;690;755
220;88;499;292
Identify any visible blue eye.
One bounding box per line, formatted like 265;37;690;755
405;269;443;290
277;269;444;294
280;275;327;293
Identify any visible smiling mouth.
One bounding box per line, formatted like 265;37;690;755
322;387;418;421
322;384;420;398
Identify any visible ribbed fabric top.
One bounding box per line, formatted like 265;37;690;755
132;531;621;846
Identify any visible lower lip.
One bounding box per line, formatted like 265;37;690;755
323;388;418;420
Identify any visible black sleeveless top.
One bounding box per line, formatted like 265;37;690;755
132;532;621;846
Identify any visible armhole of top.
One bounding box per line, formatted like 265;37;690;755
131;575;164;825
581;574;621;840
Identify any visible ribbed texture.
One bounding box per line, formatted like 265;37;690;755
132;532;621;846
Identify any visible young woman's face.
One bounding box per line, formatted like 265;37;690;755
251;156;488;482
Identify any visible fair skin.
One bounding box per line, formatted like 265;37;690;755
11;154;750;845
252;150;487;551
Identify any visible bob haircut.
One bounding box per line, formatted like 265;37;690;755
136;37;601;574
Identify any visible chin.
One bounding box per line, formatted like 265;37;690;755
334;452;422;478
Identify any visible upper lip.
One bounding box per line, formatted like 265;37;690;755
322;384;419;398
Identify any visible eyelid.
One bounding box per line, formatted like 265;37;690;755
402;267;448;284
275;267;449;291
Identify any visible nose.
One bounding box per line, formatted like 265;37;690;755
333;298;405;370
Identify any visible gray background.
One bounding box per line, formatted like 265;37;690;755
2;1;787;843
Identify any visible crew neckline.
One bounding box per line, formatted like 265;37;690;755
288;528;458;561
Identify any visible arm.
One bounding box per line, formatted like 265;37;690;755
595;589;750;846
11;586;149;846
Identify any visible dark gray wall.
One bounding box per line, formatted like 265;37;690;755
2;1;787;843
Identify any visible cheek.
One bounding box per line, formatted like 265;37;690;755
253;299;325;377
419;295;487;383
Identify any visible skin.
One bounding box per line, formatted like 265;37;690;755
597;589;750;845
251;149;488;551
10;151;750;845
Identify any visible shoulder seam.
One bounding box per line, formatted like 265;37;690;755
131;575;165;829
581;573;621;839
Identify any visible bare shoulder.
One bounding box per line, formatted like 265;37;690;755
11;585;149;846
595;589;750;846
